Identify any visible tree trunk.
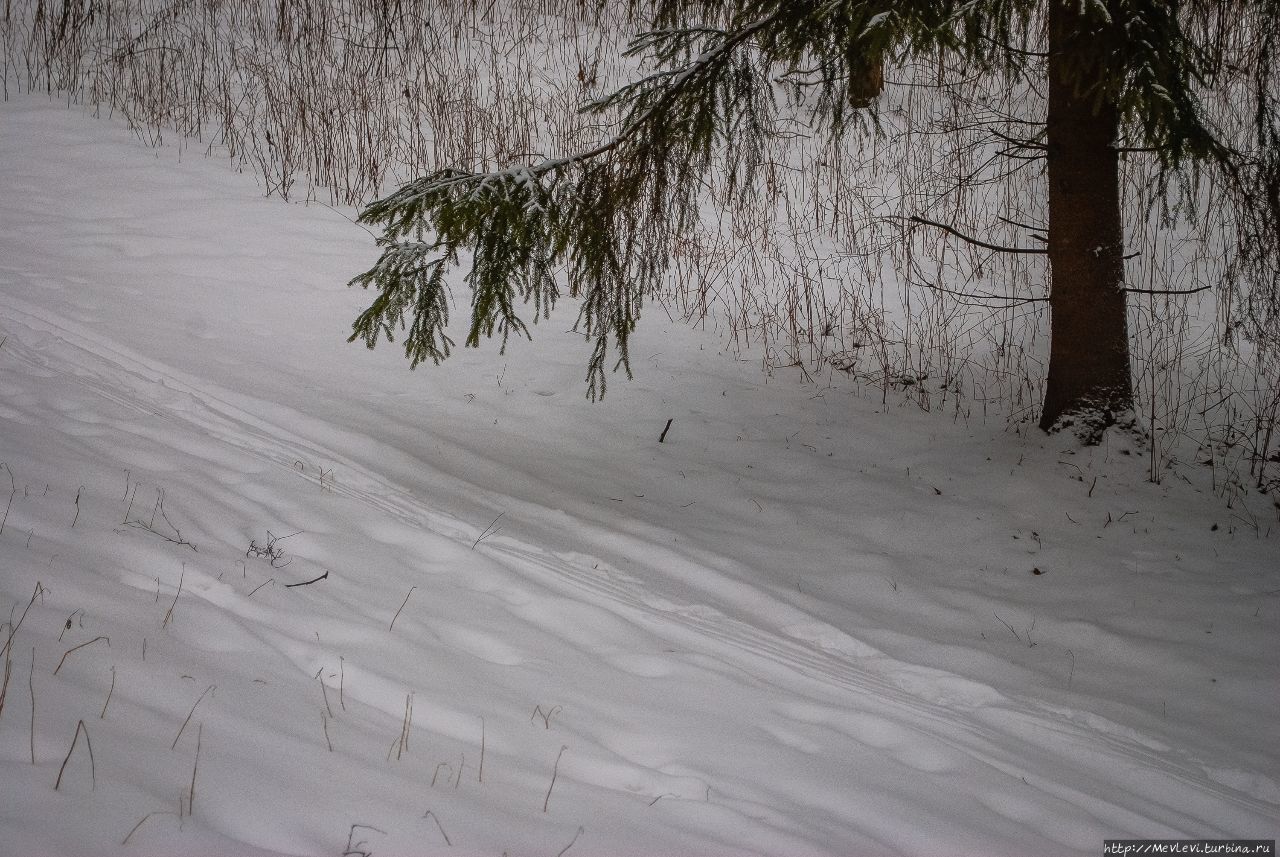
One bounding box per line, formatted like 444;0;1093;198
1040;0;1134;441
849;58;884;108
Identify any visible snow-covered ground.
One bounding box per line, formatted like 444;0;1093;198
0;96;1276;856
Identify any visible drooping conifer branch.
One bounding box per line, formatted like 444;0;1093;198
348;0;1278;425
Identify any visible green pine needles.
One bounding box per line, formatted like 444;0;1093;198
348;0;1279;404
348;1;901;398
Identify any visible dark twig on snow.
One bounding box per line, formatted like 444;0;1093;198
285;570;329;588
543;745;568;813
993;610;1021;642
556;825;585;857
390;586;416;631
422;810;452;846
531;704;562;729
246;530;300;568
2;582;45;661
472;513;505;549
1;463;16;536
172;685;214;750
54;636;110;675
187;723;202;815
54;719;95;790
123;487;197;551
246;578;275;598
121;811;180;846
343;823;387;857
100;666;116;718
162;566;185;629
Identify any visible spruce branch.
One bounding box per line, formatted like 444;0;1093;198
348;7;787;398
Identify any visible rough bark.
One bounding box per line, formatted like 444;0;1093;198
1040;0;1135;441
849;58;884;108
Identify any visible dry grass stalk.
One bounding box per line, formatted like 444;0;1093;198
186;723;202;816
422;810;452;846
100;665;116;718
53;635;110;676
389;692;413;761
121;811;180;846
54;719;95;790
543;744;568;813
172;684;214;750
162;566;185;629
2;582;45;662
28;647;36;764
389;586;415;632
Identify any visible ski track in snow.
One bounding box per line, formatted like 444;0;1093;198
2;286;1275;855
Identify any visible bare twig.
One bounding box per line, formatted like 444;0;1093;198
532;704;562;729
187;723;202;815
905;216;1047;254
317;669;334;719
121;811;180;846
2;582;45;661
54;636;110;675
285;570;328;587
1122;285;1211;296
422;810;452;846
0;463;16;536
28;647;36;764
120;813;180;844
390;693;413;761
172;685;214;750
909;278;1047;306
100;666;116;718
472;513;505;549
992;610;1021;642
162;566;185;629
54;719;95;790
246;530;300;568
556;826;585;857
58;609;84;642
543;745;568;813
246;578;275;598
0;634;11;719
123;488;197;551
343;824;386;857
390;587;416;631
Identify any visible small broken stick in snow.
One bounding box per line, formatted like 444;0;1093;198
285;570;328;588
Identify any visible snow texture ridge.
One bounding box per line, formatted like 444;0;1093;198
0;96;1277;857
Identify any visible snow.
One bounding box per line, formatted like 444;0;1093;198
0;95;1277;856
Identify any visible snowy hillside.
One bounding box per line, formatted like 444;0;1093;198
1;97;1277;856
